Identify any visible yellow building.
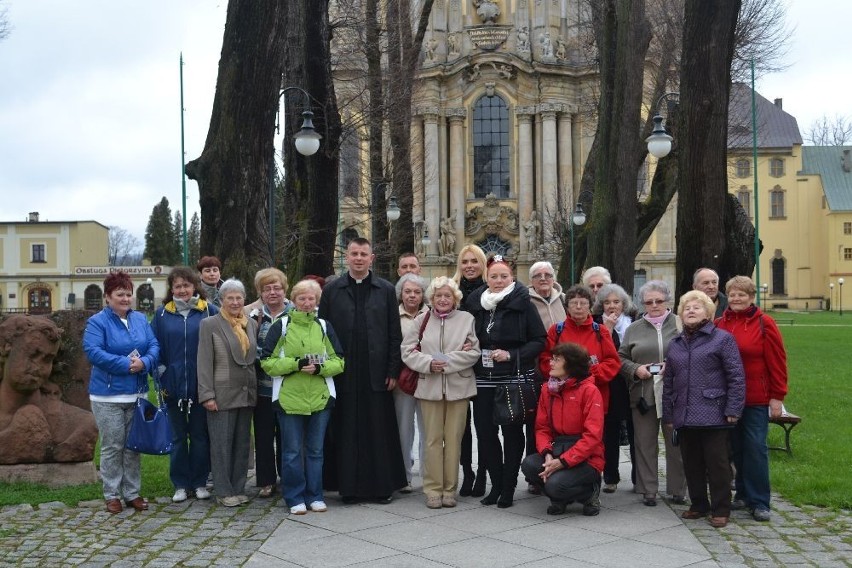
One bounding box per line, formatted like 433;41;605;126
0;213;166;313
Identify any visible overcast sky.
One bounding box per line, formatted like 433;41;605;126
0;1;849;250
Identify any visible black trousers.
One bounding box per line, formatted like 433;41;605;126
253;395;281;487
680;427;733;517
603;414;635;484
522;453;599;505
472;386;525;493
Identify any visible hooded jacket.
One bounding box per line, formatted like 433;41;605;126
715;305;788;406
538;315;621;413
150;298;218;405
260;310;345;415
536;376;605;472
84;307;159;398
528;282;567;330
662;321;746;428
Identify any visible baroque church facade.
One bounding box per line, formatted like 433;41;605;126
334;0;600;277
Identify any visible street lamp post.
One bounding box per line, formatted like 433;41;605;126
761;283;768;310
269;86;322;264
830;282;835;312
570;203;587;284
839;278;845;317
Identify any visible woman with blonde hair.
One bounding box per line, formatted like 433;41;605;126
452;243;489;496
663;290;745;528
401;276;480;508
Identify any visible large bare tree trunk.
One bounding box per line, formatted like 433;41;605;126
184;0;286;285
576;0;650;290
674;0;741;297
280;0;342;279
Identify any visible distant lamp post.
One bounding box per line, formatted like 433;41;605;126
570;203;587;283
761;283;768;310
270;87;322;263
830;282;835;312
839;278;845;317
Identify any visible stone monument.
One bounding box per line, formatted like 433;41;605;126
0;315;99;486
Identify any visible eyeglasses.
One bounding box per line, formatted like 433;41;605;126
642;299;666;306
568;299;590;307
532;273;554;281
262;286;285;294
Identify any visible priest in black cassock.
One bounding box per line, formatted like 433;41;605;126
319;237;407;503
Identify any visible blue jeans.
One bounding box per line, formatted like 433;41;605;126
731;405;771;511
167;401;210;490
276;406;332;507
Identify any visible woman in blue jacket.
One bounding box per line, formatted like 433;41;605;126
151;266;218;503
83;271;160;514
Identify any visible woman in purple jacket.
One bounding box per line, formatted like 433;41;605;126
663;290;745;529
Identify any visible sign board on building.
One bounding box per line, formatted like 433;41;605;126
74;266;165;276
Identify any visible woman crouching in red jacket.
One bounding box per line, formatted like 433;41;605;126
521;342;605;516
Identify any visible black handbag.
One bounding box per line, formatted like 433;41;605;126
125;377;174;455
492;365;539;426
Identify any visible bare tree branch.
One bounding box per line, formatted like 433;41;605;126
805;114;852;146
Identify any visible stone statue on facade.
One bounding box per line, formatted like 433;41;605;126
555;35;567;60
425;36;439;62
524;210;542;252
517;26;530;53
0;316;98;465
473;0;501;25
448;32;460;56
439;216;457;257
539;31;554;59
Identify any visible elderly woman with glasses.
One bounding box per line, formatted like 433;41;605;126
591;283;636;494
617;280;687;507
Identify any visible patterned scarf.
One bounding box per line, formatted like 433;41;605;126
220;309;250;356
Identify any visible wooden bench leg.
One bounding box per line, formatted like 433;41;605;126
769;422;797;454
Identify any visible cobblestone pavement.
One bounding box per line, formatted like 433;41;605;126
673;494;852;568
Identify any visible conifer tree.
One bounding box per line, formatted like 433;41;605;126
143;197;178;264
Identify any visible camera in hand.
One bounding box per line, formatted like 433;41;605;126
648;363;663;375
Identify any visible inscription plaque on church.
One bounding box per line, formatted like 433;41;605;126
467;26;511;51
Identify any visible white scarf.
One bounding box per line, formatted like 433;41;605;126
480;282;516;311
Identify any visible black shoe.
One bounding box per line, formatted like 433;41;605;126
341;495;359;505
480;488;500;506
497;494;513;508
471;469;487;497
373;495;393;504
583;481;601;516
547;502;567;515
459;472;474;497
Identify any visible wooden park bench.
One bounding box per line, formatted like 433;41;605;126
769;412;801;455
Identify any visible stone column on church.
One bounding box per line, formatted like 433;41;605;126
540;104;559;250
411;115;424;225
558;109;574;211
516;107;536;255
423;110;441;257
447;108;467;256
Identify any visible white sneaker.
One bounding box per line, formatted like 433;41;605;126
309;500;327;512
172;488;188;503
194;487;211;500
290;503;308;515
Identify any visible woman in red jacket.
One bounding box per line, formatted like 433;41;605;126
715;276;788;523
522;342;604;516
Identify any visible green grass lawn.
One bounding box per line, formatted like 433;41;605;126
2;309;850;510
764;310;852;510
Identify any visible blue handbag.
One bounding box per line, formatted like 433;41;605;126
125;377;174;455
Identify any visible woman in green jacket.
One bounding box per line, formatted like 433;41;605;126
260;279;344;515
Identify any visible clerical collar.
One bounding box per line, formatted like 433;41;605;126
348;271;371;285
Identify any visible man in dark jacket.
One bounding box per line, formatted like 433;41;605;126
319;238;406;503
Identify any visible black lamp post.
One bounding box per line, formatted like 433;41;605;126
269;87;322;264
839;278;845;317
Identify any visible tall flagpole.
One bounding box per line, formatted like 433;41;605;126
180;53;188;265
751;58;760;306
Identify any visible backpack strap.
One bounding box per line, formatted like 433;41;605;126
555;321;565;344
592;321;601;343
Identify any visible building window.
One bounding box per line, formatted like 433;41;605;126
769;157;784;177
28;287;52;314
771;256;785;295
339;129;360;199
472;94;510;198
477;235;512;256
735;159;750;178
844;222;852;235
31;244;46;263
737;187;751;217
845;248;852;261
770;187;785;218
84;284;104;311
